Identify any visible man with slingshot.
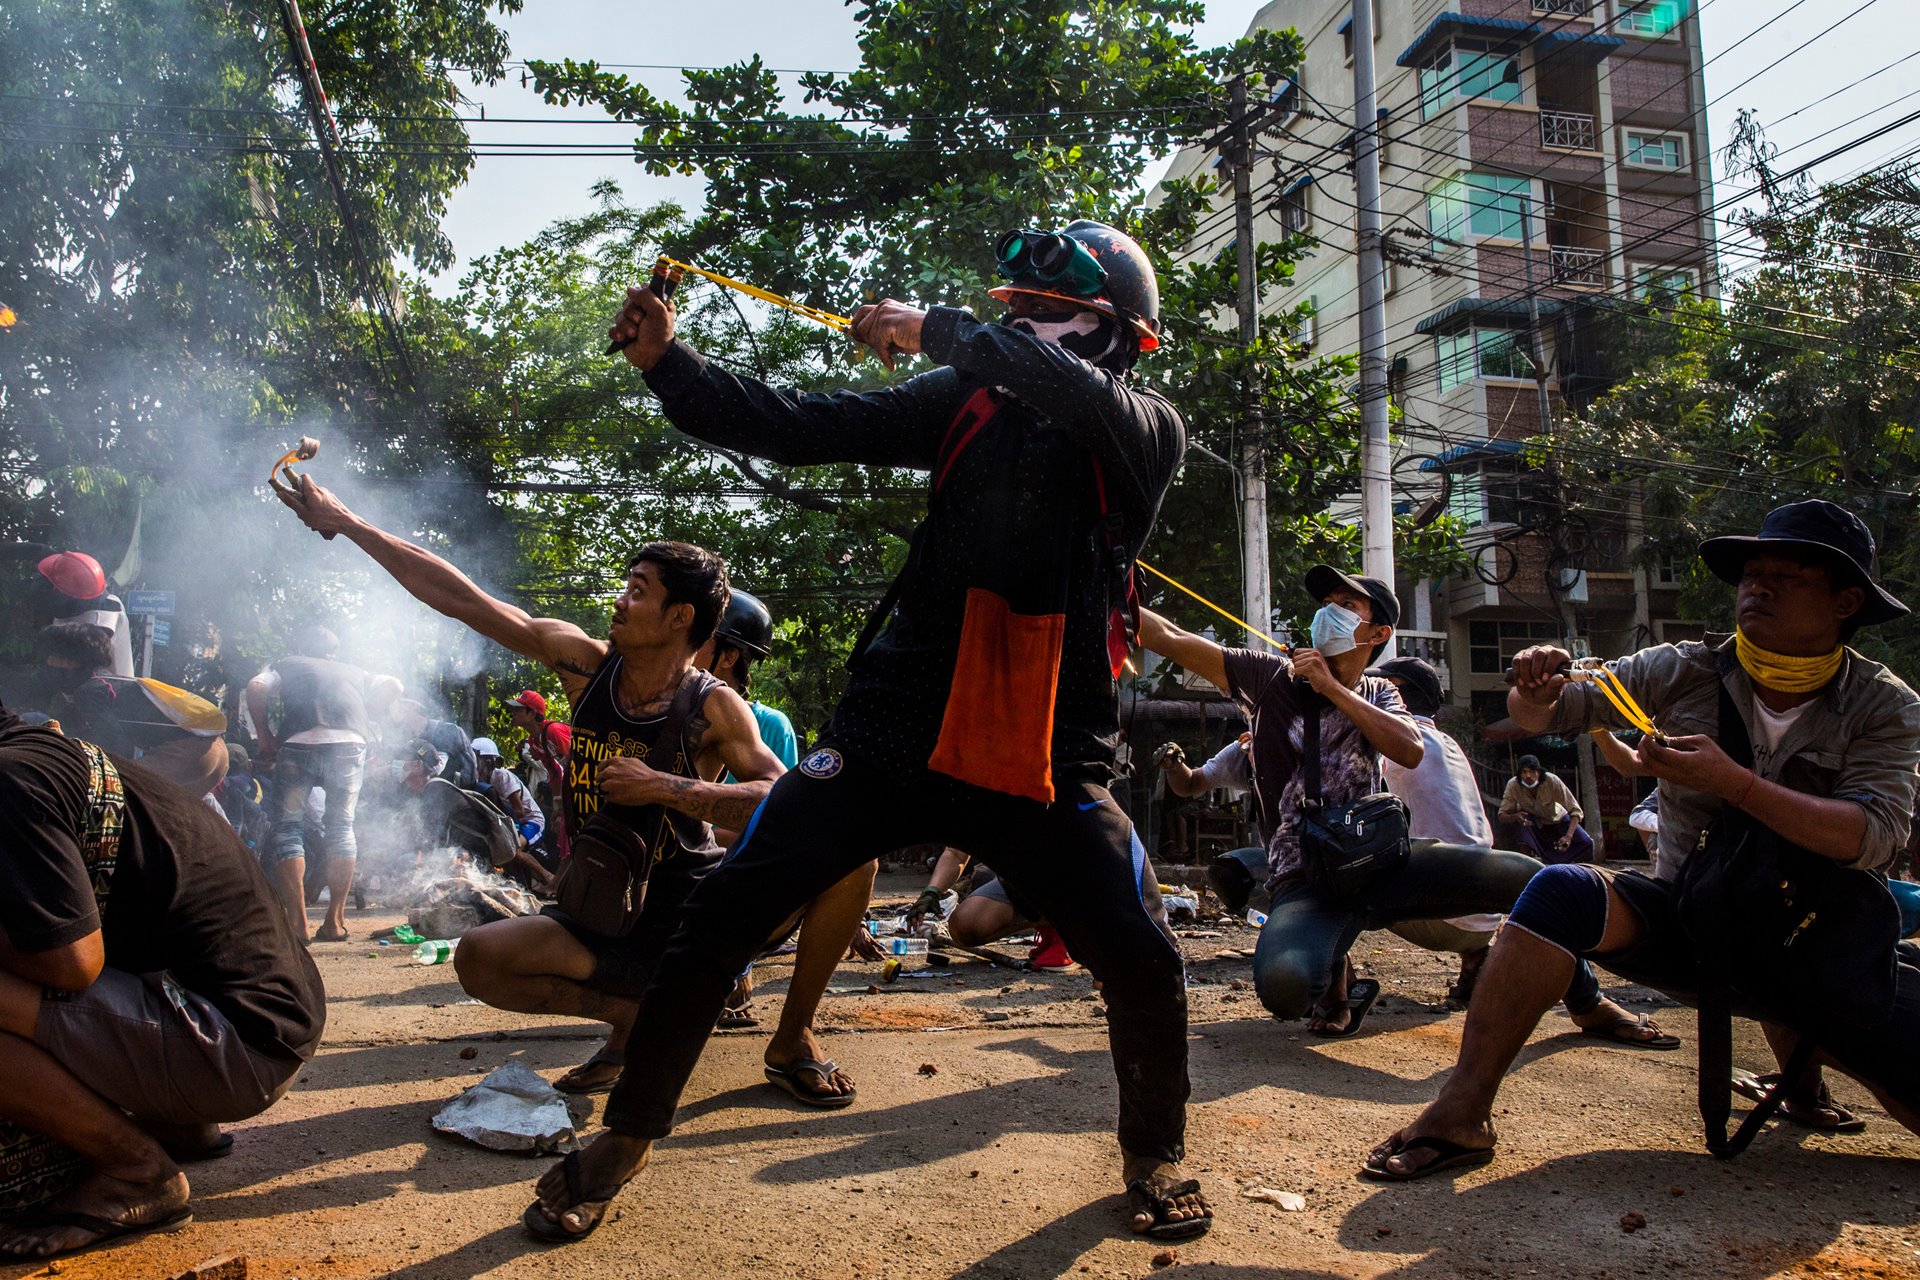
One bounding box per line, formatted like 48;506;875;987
520;221;1206;1244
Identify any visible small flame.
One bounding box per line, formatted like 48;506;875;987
0;306;15;329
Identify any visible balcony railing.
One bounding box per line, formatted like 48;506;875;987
1395;629;1451;692
1550;245;1607;288
1539;109;1598;151
1533;0;1591;15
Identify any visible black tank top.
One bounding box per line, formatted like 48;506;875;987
565;653;722;859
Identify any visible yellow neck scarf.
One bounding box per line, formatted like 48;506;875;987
1734;628;1843;694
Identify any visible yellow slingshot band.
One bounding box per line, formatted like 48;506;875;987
1136;559;1287;652
1568;665;1664;740
657;257;855;333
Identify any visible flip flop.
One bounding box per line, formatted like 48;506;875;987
0;1206;192;1261
1579;1015;1680;1050
764;1058;857;1109
1361;1135;1496;1182
1308;978;1382;1039
1731;1070;1868;1133
521;1150;619;1245
717;1004;759;1029
552;1049;625;1096
1125;1176;1214;1240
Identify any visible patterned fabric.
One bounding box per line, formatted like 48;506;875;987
0;741;123;1213
0;1122;85;1217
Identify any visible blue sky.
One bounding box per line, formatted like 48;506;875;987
432;0;1920;282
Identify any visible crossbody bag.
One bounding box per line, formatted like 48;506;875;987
1298;689;1412;901
550;673;706;939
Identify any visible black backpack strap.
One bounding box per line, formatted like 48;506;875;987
850;389;1001;666
1302;689;1323;808
1696;668;1778;1157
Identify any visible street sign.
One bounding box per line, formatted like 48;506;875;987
126;590;176;616
150;620;172;647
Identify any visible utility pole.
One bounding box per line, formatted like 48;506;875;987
1228;77;1271;646
1519;195;1598;829
1351;0;1394;636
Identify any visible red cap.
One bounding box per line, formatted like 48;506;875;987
37;551;106;601
511;689;547;717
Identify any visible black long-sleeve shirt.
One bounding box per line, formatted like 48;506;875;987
643;306;1186;783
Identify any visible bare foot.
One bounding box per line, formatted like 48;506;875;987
0;1169;191;1260
1122;1154;1212;1238
531;1134;650;1238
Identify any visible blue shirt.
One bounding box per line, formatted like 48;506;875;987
752;702;800;768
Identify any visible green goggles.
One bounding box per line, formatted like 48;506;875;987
994;229;1109;298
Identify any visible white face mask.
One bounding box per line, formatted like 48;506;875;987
1522;775;1540;789
1005;310;1125;367
1308;602;1365;656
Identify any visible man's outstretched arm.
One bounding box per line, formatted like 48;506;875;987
275;476;607;685
1137;608;1229;694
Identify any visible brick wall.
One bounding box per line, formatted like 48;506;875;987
1607;56;1692;121
1485;383;1549;438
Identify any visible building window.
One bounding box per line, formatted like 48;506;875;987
1427;173;1530;243
1436;327;1532;392
1419;43;1522;120
1342;0;1382;64
1278;176;1313;235
1623;130;1687;170
1469;619;1564;674
1292;299;1320;351
1616;0;1682;37
1628;262;1698;300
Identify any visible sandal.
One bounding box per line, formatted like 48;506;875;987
1579;1015;1680;1050
1308;978;1381;1039
521;1150;622;1244
312;925;350;942
1361;1135;1496;1182
717;1003;759;1029
0;1205;192;1261
1125;1175;1213;1240
552;1049;624;1096
764;1058;857;1109
1731;1070;1868;1133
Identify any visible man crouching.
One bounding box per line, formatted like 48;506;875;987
1365;500;1920;1179
0;706;325;1258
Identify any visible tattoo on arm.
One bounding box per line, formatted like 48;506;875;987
656;773;768;831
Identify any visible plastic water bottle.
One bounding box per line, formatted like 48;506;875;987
414;939;458;965
887;937;930;956
867;917;904;937
1246;908;1269;928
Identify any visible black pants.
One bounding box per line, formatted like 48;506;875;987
542;848;717;998
602;745;1191;1162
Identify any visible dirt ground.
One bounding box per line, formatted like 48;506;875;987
8;870;1919;1280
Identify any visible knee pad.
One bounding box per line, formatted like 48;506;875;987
1506;863;1609;956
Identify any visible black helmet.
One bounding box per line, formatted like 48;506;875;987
989;219;1161;352
715;588;774;659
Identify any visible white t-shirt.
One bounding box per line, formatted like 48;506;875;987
1383;717;1501;934
1752;698;1814;752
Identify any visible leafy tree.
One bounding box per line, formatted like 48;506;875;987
1543;121;1920;667
0;0;520;696
527;0;1461;655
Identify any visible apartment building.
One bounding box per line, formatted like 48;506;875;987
1159;0;1717;839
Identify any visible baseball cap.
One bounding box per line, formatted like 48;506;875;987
1303;564;1400;629
511;690;548;717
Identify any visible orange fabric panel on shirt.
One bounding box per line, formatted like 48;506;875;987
928;588;1064;805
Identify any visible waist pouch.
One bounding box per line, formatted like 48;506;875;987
552;811;656;938
1675;671;1899;1157
1297;690;1410;901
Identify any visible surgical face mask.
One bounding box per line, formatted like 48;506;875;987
1004;309;1127;369
1308;602;1365;656
1522;775;1540;789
